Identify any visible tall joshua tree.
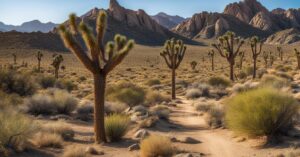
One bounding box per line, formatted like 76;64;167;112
36;51;43;72
160;38;186;100
250;36;263;79
277;46;283;61
294;48;300;69
58;11;134;143
51;54;64;79
208;49;215;71
12;53;17;64
212;31;244;81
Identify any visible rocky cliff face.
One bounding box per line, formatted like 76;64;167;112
265;27;300;45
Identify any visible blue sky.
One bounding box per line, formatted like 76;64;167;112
0;0;299;25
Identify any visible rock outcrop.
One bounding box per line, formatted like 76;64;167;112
265;27;300;45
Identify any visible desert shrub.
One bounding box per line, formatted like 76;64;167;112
208;76;231;88
146;91;169;105
226;87;299;138
0;110;37;152
76;100;94;114
106;82;146;106
146;79;161;86
140;135;174;157
260;74;290;89
0;91;22;109
42;122;74;141
185;88;202;99
105;102;129;114
63;146;90;157
25;89;78;115
205;105;224;128
231;81;259;93
38;75;56;89
105;114;130;142
55;79;77;92
150;105;170;120
33;132;63;148
0;70;37;96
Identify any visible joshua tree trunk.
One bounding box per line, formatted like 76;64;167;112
171;68;176;99
253;59;257;79
229;62;234;81
211;57;214;71
93;73;107;143
55;68;59;78
38;61;41;72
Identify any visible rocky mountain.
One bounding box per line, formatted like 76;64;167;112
151;12;186;29
173;12;267;39
265;27;300;45
0;20;57;33
57;0;196;46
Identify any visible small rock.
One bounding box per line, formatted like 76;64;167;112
133;129;150;139
235;137;246;142
128;143;140;151
180;137;201;144
170;137;179;142
173;153;203;157
49;114;72;120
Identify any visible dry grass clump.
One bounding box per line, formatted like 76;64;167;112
42;122;74;141
146;91;170;105
140;135;174;157
62;146;90;157
185;88;202;99
25;88;78;115
150;105;170;120
0;110;37;152
226;87;299;139
38;75;56;89
105;102;129;115
260;74;290;89
105;114;130;142
146;79;161;86
0;70;37;96
208;76;231;88
106;82;146;106
32;132;63;148
0;91;22;109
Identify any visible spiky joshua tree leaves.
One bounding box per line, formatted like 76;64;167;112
212;31;244;81
58;11;134;143
36;51;43;72
294;48;300;69
250;36;263;79
160;38;186;100
51;54;64;79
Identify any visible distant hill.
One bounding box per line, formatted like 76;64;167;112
0;20;57;33
151;12;186;29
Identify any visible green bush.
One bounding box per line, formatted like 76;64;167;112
0;70;37;96
105;114;130;142
0;110;37;152
226;87;299;138
106;82;146;106
208;76;231;87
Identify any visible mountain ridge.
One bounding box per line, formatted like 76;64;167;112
0;20;57;33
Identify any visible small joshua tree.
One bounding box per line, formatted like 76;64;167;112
212;31;244;81
208;49;215;71
36;51;43;72
51;54;64;79
277;46;283;61
250;36;263;79
160;38;186;99
269;51;275;67
294;48;300;69
59;11;134;143
12;53;17;64
190;61;197;70
262;51;269;68
237;51;245;70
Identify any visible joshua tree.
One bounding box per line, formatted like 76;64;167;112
190;61;197;70
36;51;43;72
12;53;17;64
160;38;186;100
269;51;275;67
262;51;269;68
294;48;300;69
237;51;245;70
51;54;64;79
58;11;134;143
277;46;283;61
208;49;215;71
212;31;244;81
250;36;263;79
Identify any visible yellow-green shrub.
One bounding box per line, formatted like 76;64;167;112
105;114;130;142
208;76;231;87
226;87;299;138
